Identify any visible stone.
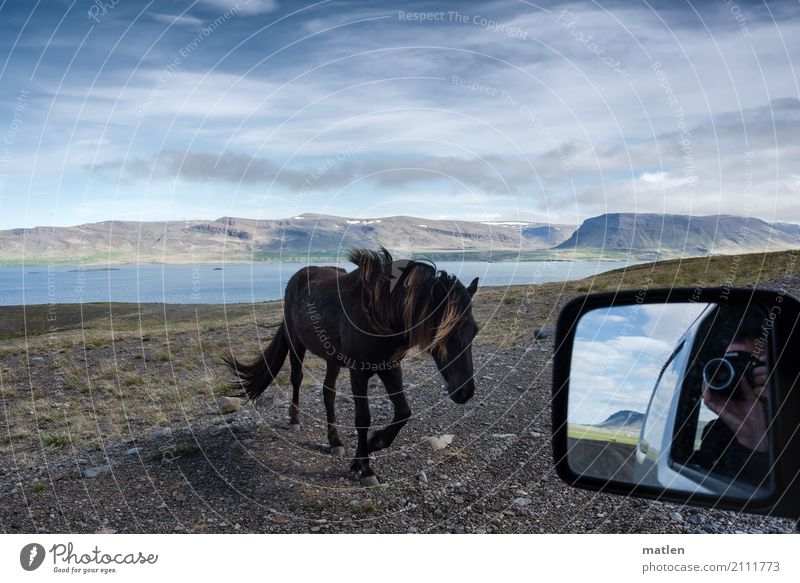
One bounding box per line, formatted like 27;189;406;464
420;434;454;450
82;465;112;479
512;497;531;506
533;326;556;341
417;471;428;484
125;447;141;456
216;397;242;415
670;512;683;522
687;514;705;525
151;428;172;440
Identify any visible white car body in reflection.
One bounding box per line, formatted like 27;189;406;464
633;305;761;498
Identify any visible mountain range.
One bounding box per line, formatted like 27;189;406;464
0;212;797;265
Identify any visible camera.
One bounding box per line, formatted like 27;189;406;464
702;351;761;399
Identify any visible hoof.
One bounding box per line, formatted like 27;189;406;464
288;423;301;433
360;474;380;487
330;446;346;457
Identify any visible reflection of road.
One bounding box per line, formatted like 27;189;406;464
568;438;637;483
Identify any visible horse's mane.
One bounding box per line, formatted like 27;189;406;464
347;247;470;355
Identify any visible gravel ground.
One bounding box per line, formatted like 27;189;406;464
1;276;798;534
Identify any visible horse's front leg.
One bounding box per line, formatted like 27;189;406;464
322;362;344;456
349;369;379;486
368;366;410;453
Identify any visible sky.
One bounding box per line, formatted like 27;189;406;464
569;302;709;426
0;0;798;229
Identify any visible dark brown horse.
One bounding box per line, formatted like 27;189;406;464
224;247;479;485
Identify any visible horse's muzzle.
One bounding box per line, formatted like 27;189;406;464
448;380;475;404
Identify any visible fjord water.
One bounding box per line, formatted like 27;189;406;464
0;261;638;306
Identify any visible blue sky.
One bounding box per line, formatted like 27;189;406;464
0;0;798;229
569;302;709;425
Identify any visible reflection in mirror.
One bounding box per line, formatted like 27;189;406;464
567;301;775;500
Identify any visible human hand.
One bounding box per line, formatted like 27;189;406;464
703;341;768;452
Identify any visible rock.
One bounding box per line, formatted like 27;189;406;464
670;512;683;522
417;471;428;484
512;497;531;506
529;431;543;438
95;527;117;534
533;326;556;341
407;527;418;534
491;433;516;439
82;465;112;479
216;397;242;415
125;447;141;456
151;428;172;440
420;434;454;450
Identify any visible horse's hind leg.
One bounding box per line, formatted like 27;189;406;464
288;344;306;431
368;366;411;453
322;362;344;456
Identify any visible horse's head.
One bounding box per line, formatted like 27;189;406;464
348;248;480;403
427;275;479;404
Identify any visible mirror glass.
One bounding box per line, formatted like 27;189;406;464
567;301;775;500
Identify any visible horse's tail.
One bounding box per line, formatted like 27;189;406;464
223;322;290;401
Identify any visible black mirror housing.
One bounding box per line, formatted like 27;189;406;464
552;286;800;520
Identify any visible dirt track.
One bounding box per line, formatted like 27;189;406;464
1;276;798;534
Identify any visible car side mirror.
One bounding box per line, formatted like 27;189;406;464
552;287;800;520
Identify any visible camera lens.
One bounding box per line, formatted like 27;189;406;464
703;357;736;390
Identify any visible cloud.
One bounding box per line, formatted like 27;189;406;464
5;0;800;227
202;0;279;15
88;149;542;195
568;302;718;425
148;12;206;27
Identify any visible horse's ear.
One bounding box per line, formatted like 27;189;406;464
467;277;479;297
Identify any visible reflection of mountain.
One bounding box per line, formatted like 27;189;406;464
595;410;645;430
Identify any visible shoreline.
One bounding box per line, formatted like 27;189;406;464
0;250;667;267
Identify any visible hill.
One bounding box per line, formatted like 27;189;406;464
557;213;798;257
1;212;797;265
0;214;574;265
595;410;645;430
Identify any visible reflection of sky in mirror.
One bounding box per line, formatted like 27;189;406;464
569;303;710;425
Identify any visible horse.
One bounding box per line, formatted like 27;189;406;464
223;247;480;485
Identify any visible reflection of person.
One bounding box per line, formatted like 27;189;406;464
694;336;770;485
